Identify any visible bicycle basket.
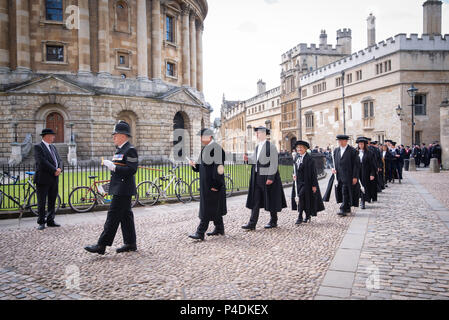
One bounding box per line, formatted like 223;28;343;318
98;183;110;196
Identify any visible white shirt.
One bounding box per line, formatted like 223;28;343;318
359;150;364;163
117;141;128;150
297;153;306;165
340;145;348;158
42;140;57;165
256;140;267;160
382;151;386;158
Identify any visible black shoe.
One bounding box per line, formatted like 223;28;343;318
295;218;303;225
188;232;205;241
264;222;278;229
47;222;61;227
207;229;225;236
337;209;345;216
116;244;137;253
37;224;45;231
84;244;106;255
242;224;256;231
303;217;311;223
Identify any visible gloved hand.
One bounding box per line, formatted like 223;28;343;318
103;160;116;172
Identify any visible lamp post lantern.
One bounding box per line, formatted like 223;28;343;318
407;84;418;146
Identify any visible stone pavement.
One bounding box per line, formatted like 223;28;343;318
316;169;449;300
1;169;448;300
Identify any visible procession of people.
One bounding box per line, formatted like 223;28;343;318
32;121;440;250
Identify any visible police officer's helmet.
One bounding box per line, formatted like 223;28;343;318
112;120;132;137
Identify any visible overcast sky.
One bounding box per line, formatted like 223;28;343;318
202;0;449;122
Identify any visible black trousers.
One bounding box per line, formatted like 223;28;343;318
197;216;224;234
98;195;136;247
249;183;278;226
340;183;352;212
36;182;58;225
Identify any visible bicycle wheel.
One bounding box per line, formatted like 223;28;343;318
136;181;160;206
28;191;61;216
190;178;201;201
175;180;192;204
224;175;234;198
69;186;97;213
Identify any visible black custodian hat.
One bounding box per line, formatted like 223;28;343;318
356;137;369;144
112;120;132;137
40;128;56;136
294;140;310;149
336;134;350;140
254;126;270;135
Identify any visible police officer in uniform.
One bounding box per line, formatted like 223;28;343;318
188;129;227;241
242;126;287;230
85;121;138;255
332;135;360;216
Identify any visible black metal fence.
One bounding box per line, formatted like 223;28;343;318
0;160;300;212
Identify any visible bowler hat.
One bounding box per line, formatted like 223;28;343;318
40;128;56;136
294;140;310;149
336;134;350;140
197;128;214;137
112;120;132;137
254;126;270;135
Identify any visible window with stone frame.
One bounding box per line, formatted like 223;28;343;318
347;73;353;84
46;0;63;21
356;70;363;81
115;1;130;33
334;108;339;121
46;45;64;62
336;77;343;87
166;61;176;77
414;94;427;116
363;101;375;119
117;52;130;68
348;105;353;120
305;113;314;129
166;15;175;43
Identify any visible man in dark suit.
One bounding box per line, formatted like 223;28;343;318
34;128;63;230
188;129;227;241
85;121;138;255
242;126;287;230
332;135;360;216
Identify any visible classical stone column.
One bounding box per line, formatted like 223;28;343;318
0;0;9;73
78;0;91;75
181;5;190;86
137;0;148;80
98;0;111;76
15;0;31;73
196;21;203;92
190;13;197;89
151;0;162;80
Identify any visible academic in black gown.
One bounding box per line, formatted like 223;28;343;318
291;152;325;223
356;139;378;208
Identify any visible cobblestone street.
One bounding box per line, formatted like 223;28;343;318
1;170;448;300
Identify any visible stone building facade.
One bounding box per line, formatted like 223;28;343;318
0;0;210;164
220;80;282;156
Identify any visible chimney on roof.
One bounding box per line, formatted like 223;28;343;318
257;79;266;95
320;30;328;46
423;0;442;36
367;13;376;47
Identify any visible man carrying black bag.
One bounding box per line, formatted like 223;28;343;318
84;121;138;255
188;129;227;241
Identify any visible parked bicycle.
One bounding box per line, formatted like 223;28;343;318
68;175;139;213
135;163;192;206
0;171;61;217
190;174;234;202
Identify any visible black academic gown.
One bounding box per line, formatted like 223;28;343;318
333;146;360;207
357;149;377;203
192;142;227;221
291;153;325;216
246;141;287;213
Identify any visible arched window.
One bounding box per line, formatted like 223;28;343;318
46;0;63;21
115;1;130;33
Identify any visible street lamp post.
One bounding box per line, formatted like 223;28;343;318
407;84;418;146
341;71;346;135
